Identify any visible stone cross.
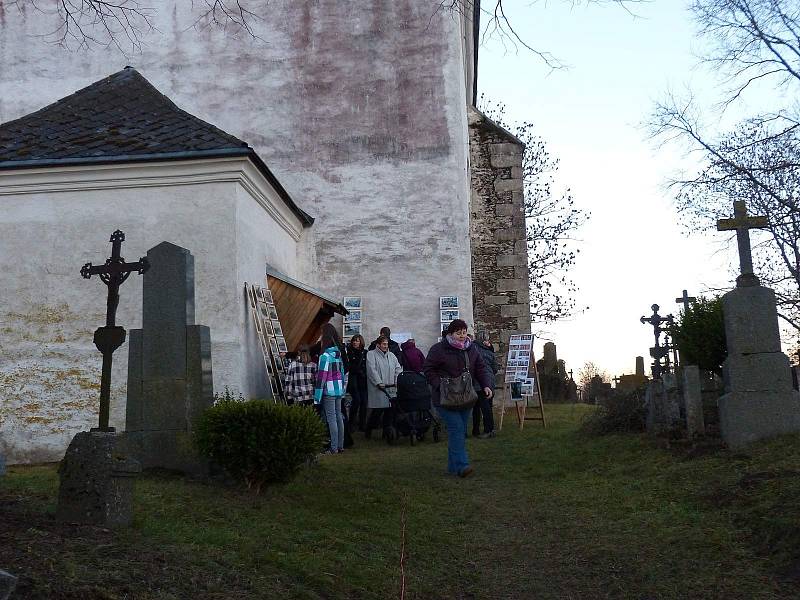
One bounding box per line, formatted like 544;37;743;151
81;230;149;431
716;200;768;287
675;289;696;313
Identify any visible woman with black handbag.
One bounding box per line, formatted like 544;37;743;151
422;319;492;478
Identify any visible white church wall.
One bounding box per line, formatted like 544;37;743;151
0;0;474;354
0;159;303;463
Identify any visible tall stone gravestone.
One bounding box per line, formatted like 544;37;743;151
717;201;800;448
123;242;213;475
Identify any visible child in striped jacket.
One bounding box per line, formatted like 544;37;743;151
315;324;346;454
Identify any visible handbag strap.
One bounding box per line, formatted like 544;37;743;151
463;350;471;375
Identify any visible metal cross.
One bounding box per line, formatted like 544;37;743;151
716;200;769;287
675;289;696;313
81;230;149;431
641;304;673;378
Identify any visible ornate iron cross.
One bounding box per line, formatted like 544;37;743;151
640;304;673;378
81;230;149;431
716;200;769;287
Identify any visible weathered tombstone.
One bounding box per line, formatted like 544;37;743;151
682;365;705;437
716;200;800;448
542;342;558;374
0;449;5;477
123;242;213;476
645;374;681;434
0;569;18;600
56;431;140;527
635;356;645;378
57;231;146;527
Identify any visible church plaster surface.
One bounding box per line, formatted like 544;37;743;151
0;0;476;354
0;159;303;463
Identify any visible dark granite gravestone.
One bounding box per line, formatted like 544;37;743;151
56;431;140;527
123;242;213;475
682;365;705;438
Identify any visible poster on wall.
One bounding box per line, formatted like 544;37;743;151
439;296;459;309
342;296;362;344
505;334;533;382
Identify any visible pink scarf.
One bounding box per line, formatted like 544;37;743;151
446;334;471;350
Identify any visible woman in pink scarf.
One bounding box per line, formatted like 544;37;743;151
400;338;425;373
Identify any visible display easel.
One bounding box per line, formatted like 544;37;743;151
497;336;546;430
245;282;287;403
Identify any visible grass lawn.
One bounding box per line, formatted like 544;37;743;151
2;404;800;599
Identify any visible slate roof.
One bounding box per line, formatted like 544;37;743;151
0;67;313;225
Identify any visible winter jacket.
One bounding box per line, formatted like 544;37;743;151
422;339;492;407
366;348;403;409
474;342;498;391
346;344;367;377
314;346;346;404
400;339;426;373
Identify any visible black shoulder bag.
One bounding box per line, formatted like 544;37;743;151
439;350;478;410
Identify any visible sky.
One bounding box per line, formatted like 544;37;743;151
477;0;752;379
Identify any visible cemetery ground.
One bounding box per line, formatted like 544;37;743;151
2;405;800;599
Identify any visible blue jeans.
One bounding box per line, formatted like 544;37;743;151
438;406;472;474
323;396;344;451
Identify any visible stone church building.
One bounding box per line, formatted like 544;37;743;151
0;1;531;463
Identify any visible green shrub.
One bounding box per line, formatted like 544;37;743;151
580;389;647;436
194;399;326;493
670;296;727;375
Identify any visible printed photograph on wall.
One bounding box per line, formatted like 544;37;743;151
344;322;362;337
269;337;279;357
440;322;449;335
440;309;460;323
263;319;274;336
344;310;361;323
271;321;284;337
263;289;274;305
276;337;288;353
267;305;279;321
344;296;362;309
439;296;459;309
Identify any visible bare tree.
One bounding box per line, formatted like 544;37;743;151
6;1;647;57
438;1;648;69
650;0;800;333
480;98;590;324
3;0;258;52
577;360;609;397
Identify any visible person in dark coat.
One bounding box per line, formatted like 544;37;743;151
472;332;498;438
346;334;368;432
400;338;425;373
423;319;492;478
368;327;404;365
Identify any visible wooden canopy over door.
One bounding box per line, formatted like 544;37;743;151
266;266;348;353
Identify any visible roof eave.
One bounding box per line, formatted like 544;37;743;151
0;148;315;226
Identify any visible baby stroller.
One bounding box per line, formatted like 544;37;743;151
385;371;441;445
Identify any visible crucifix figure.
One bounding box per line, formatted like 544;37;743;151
81;230;149;431
675;289;696;313
716;199;769;287
640;304;673;378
